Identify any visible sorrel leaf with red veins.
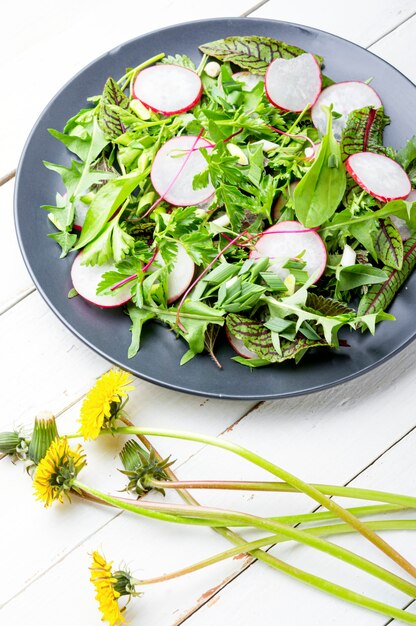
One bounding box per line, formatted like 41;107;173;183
97;77;130;140
199;36;323;75
374;218;403;270
340;106;392;161
226;314;329;363
357;235;416;316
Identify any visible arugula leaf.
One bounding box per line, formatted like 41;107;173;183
48;120;107;162
396;135;416;170
357;235;416;316
97;77;130;140
76;170;143;249
160;54;196;70
127;305;156;358
43;160;115;197
155;300;224;364
199;36;323;74
48;231;77;257
294;108;346;227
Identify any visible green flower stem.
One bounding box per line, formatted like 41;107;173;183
111;426;416;579
74;482;416;623
117;53;165;91
137;519;416;586
150;488;404;525
73;480;416;599
98;493;404;528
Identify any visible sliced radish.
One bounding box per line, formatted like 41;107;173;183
312;81;382;139
154;243;195;304
133;65;202;116
272;181;299;222
71;253;132;308
151;135;215;206
226;327;258;359
232;71;264;92
249;220;327;283
345;152;411;202
265;53;321;112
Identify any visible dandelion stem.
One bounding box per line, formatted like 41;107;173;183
74;481;416;622
136;519;416;586
73;479;416;600
111;425;416;580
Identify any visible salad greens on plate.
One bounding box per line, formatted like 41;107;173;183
43;35;416;368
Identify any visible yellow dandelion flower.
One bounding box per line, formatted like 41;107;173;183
79;370;134;440
90;551;125;626
33;437;86;507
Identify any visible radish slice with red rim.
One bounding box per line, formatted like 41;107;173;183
312;81;382;139
232;71;264;92
345;152;411;202
226;327;258;359
133;64;202;116
71;253;132;308
151;135;215;206
265;53;321;112
249;220;327;283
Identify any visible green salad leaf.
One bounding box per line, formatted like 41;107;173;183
294;108;346;227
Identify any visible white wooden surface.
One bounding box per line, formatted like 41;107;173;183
1;2;416;625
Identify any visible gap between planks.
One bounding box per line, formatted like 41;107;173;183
367;10;416;47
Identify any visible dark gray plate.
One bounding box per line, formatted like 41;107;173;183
14;17;416;400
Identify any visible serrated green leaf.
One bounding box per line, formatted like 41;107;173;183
396;135;416;170
127;305;156;358
160;54;196;70
48;231;77;257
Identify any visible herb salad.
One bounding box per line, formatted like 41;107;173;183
43;35;416;368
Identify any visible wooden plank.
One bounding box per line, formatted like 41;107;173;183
2;336;416;624
0;180;34;314
0;289;253;430
252;0;416;47
0;0;265;175
370;14;416;82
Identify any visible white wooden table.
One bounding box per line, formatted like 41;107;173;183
2;2;416;624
